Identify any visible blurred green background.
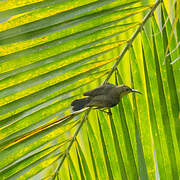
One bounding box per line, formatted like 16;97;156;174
0;0;179;179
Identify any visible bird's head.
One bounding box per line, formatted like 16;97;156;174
116;84;142;97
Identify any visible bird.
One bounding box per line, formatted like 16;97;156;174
71;83;141;112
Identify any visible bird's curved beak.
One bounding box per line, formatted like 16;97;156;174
131;89;142;94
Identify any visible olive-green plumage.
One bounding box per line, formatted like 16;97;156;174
71;83;141;111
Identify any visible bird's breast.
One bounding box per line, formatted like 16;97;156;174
107;96;120;107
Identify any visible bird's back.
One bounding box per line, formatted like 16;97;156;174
83;83;116;97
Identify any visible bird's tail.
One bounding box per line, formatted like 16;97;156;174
71;97;90;111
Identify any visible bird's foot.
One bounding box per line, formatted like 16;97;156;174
108;109;112;116
99;109;112;116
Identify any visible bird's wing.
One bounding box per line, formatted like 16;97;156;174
86;95;118;108
83;83;115;97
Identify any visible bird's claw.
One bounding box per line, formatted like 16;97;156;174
108;109;112;116
99;109;112;116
